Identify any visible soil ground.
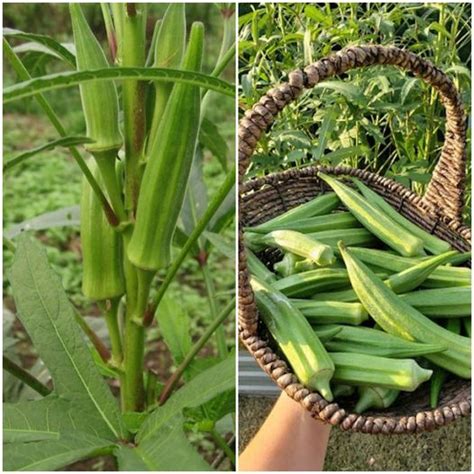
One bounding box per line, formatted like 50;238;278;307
239;395;471;471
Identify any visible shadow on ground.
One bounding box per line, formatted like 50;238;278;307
239;395;471;471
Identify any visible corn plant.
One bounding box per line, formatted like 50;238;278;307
3;3;235;471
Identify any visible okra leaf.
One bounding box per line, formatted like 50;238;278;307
4;205;80;239
3;67;235;104
4;135;93;172
156;294;192;365
199;117;229;171
207;185;235;235
136;356;235;444
3;28;76;67
203;232;235;265
115;413;210;471
8;234;126;441
3;431;114;471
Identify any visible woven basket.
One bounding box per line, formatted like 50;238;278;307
238;45;471;434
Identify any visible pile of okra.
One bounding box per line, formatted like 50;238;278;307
244;173;471;413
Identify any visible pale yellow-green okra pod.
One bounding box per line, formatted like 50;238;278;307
128;22;204;270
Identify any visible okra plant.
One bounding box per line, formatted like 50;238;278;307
3;3;236;471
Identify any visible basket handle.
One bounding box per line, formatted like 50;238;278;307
239;45;467;223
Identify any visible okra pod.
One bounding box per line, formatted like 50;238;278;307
273;252;301;277
319;173;425;257
330;352;432;392
291;300;368;325
339;243;471;378
251;192;340;232
318;325;447;358
308;228;378;249
251;276;335;400
128;22;203;270
247;249;277;284
353;178;452;255
355;386;399;413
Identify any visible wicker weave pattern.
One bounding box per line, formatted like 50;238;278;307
238;45;471;434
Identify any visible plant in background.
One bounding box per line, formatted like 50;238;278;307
3;3;235;471
239;2;471;221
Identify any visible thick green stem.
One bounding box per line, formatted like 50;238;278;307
3;38;118;226
159;298;234;405
122;4;147;215
151;168;235;317
201;263;228;358
3;355;52;397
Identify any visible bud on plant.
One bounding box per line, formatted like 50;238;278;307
146;3;186;154
70;4;122;157
81;162;125;300
128;22;204;270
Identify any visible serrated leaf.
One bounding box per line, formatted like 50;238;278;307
156;294;192;365
4;136;93;172
3;28;76;67
3;67;235;104
8;235;126;440
199;117;229;171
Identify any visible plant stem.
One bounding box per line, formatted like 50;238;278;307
100;3;117;61
122;3;147;216
201;262;228;358
159;297;234;405
3;39;118;227
211;429;236;468
3;355;52;397
99;298;123;365
73;310;111;362
150;167;235;318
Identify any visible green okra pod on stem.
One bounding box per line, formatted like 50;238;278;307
128;22;204;270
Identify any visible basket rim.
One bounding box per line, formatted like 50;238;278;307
238;164;471;434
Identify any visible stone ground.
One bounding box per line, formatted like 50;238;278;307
239;396;471;471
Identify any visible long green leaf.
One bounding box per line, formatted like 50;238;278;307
3;28;76;67
4;136;93;172
4;67;235;103
8;235;126;441
3;431;114;471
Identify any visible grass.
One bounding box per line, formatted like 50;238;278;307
239;2;471;221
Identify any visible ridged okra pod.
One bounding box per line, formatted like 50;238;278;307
128;23;203;270
247;211;359;234
256;230;335;266
339;243;471;378
347;247;471;287
399;287;471;317
70;4;122;156
251;192;340;232
308;228;377;249
353;178;451;255
291;300;368;325
319;173;424;257
329;352;432;392
274;252;302;277
313;250;459;302
318;325;446;358
251;276;335;400
81;162;124;300
355;386;399;413
146;4;186;154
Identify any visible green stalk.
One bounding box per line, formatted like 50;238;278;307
3;39;118;226
122;3;147;215
73;310;111;362
149;167;235;320
159;298;234;405
211;429;235;467
3;355;52;397
100;3;116;61
201;263;228;357
99;298;123;365
111;4;124;65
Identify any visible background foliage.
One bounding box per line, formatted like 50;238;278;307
239;2;471;221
